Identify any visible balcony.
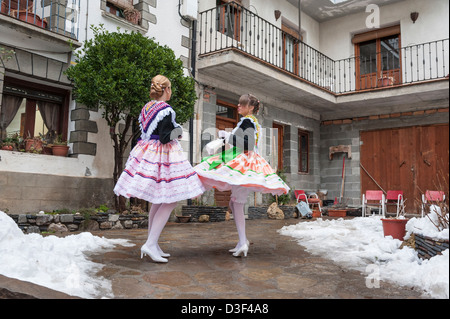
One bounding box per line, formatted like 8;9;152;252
1;0;81;63
1;0;80;38
197;2;449;119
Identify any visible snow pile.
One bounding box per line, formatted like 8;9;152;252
0;211;134;299
280;216;449;299
405;205;449;240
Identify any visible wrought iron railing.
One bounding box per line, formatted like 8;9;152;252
199;2;449;94
0;0;80;39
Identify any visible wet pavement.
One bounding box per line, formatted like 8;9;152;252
87;217;426;299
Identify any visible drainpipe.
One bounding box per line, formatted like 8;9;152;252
85;0;89;41
178;0;197;205
298;0;301;40
190;20;197;166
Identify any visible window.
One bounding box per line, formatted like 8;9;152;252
216;99;239;127
106;2;126;19
354;26;401;90
0;78;69;145
217;0;242;41
298;130;309;173
105;1;141;25
282;23;300;75
216;104;236;120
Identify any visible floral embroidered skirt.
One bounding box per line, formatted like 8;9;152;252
114;139;205;203
194;147;290;196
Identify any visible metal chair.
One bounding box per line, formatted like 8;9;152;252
421;190;446;217
295;190;322;213
385;190;405;217
362;190;385;217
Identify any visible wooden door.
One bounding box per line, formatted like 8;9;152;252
273;123;284;172
360;124;449;213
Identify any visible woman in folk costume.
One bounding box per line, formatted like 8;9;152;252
114;75;205;263
194;94;290;257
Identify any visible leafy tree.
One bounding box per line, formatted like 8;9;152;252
65;26;197;210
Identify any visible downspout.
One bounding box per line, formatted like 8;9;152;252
178;0;196;205
298;0;301;40
85;0;89;41
190;20;197;166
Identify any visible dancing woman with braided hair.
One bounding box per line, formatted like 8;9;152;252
194;94;290;257
114;75;205;263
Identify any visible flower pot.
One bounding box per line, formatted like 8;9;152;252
1;145;13;151
328;209;347;217
312;210;321;218
25;139;43;152
381;218;409;241
377;77;394;87
42;146;53;155
176;215;191;223
18;12;47;28
52;145;69;157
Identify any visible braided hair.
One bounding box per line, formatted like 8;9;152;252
150;75;171;100
239;93;260;114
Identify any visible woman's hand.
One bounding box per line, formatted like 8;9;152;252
218;130;231;140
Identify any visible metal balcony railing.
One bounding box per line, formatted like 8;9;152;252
0;0;80;39
199;2;449;94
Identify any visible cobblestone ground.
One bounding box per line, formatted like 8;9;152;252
89;218;426;299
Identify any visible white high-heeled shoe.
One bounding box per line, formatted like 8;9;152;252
158;246;170;258
232;244;249;257
229;239;250;253
141;245;168;263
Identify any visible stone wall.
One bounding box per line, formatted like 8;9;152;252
181;206;228;222
248;205;296;219
8;211;148;234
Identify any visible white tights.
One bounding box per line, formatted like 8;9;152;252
143;202;177;257
230;186;250;249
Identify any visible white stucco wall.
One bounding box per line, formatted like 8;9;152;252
319;0;450;60
67;0;193;178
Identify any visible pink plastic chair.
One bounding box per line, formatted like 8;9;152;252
362;190;385;217
295;190;322;213
421;190;446;217
385;190;405;217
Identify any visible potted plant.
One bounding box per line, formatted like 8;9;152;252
25;135;43;153
176;214;191;223
1;134;20;151
327;198;348;217
377;76;394;87
381;198;408;241
1;140;14;151
51;135;69;157
123;7;141;24
39;130;57;155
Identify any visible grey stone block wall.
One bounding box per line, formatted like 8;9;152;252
261;103;321;198
197;89;322;203
70;104;98;156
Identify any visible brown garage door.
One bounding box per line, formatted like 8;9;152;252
360;124;449;214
